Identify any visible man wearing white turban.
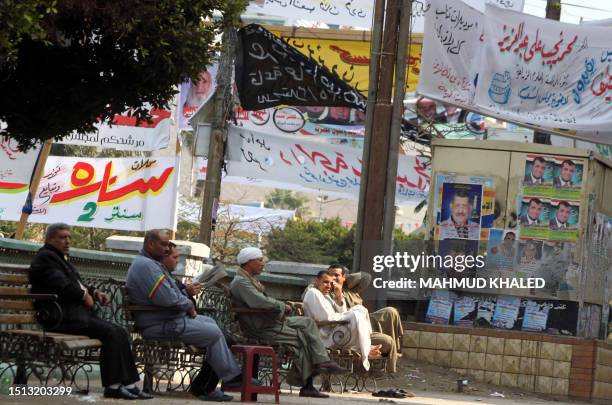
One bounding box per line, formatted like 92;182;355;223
230;247;346;398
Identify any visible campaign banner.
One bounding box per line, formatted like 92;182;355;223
225;125;430;203
0;137;41;221
418;0;483;107
234;106;365;139
177;65;219;131
255;0;373;28
58;108;171;151
236;25;366;111
28;156;179;231
475;5;612;135
277;32;422;94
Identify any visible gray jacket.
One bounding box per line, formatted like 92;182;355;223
125;251;193;331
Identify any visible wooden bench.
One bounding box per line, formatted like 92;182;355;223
0;263;102;392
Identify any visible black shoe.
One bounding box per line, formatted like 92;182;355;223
127;387;154;399
299;386;330;398
104;386;139;400
316;361;347;375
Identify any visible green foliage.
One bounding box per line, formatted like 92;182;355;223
0;0;248;150
264;189;311;218
264;217;352;265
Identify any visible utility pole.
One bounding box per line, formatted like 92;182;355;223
198;26;238;249
535;0;561;145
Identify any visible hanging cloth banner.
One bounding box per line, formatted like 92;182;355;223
474;4;612;137
225;125;430;203
249;0;374;28
235;24;367;111
58;107;171;151
26;156;180;231
0;137;41;221
418;1;612;145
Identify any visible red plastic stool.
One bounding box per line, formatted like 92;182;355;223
227;345;280;403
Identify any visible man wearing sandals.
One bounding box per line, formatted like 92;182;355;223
303;271;381;371
230;247;347;398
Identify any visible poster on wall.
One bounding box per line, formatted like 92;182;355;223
28;156;180;231
177;65;218;131
486;228;518;272
517;239;543;276
518;197;551;239
492;295;521;329
550;157;584;200
522;155;553;197
454;296;476;326
548;200;580;241
522;301;551;332
425;290;455;324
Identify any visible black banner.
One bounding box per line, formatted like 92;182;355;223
235;24;367;111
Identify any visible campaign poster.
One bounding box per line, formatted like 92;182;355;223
454;296;476;326
518;197;551;239
425;290;455;325
486;228;517;272
492;295;521;329
438;239;480;275
540;241;576;293
475;298;496;327
550;157;584;201
522;155;554;197
517;239;543;277
549;200;580;241
522;301;550;332
437;182;482;240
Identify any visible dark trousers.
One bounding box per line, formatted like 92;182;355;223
190;334;236;396
57;316;140;387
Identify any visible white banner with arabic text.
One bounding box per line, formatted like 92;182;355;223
0;138;41;221
58;108;171;151
28;156;179;231
225;126;430;203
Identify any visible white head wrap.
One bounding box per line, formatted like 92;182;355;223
237;247;264;265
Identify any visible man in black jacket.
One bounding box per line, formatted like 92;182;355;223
29;223;151;400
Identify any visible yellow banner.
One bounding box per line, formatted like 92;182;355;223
273;32;422;94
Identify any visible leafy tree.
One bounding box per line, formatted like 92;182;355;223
264;189;311;218
1;0;247;150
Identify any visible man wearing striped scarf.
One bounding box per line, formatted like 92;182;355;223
126;229;246;400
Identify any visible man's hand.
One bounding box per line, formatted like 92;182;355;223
185;282;202;297
82;291;94;309
285;304;293;314
188;305;197;318
332;283;344;304
94;290;111;306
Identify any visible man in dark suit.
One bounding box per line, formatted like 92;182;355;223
29;223;151;400
553;160;575;187
550;201;572;229
520;198;544;226
524;156;547;185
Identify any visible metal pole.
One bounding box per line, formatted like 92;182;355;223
353;0;386;273
382;0;412;252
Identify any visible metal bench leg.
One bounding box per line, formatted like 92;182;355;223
143;369;153;393
14;361;28;385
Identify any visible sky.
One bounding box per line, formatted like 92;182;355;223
523;0;612;23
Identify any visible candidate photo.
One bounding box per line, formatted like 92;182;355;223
438;184;482;240
519;198;548;227
549;201;579;230
523;156;552;186
552;159;583;188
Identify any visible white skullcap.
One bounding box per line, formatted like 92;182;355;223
237;247;264;265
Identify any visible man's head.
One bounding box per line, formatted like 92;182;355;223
531;157;547;179
143;229;170;261
559;160;575;182
502;231;516;249
526;198;543;221
524;241;538;260
161;242;179;272
327;263;347;288
237;247;266;276
45;223;71;255
314;270;334;295
449;189;471;226
556;201;571;224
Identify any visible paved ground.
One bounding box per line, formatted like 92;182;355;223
0;389;587;405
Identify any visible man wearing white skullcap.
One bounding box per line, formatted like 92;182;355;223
230;247;346;398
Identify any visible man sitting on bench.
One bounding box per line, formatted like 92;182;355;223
230;247;347;398
303;271;380;371
29;223;152;400
126;229;247;401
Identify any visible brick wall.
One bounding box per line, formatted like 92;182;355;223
401;322;612;403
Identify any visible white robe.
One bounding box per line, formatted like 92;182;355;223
303;288;372;370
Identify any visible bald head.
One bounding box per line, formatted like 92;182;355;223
143;229;170;260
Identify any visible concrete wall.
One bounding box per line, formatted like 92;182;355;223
402;322;612;403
